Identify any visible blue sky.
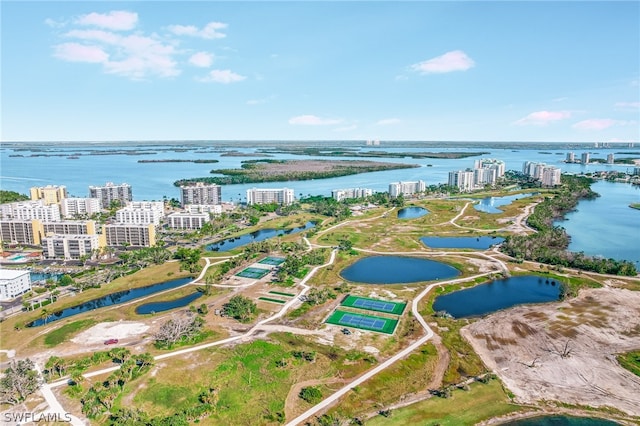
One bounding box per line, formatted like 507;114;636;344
1;1;639;143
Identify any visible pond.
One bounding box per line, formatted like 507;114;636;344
473;193;537;214
432;275;561;318
397;206;429;219
502;415;619;425
340;256;460;284
206;221;316;252
26;277;193;327
420;236;505;250
30;272;61;282
135;291;203;315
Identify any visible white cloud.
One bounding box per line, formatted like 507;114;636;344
45;18;66;28
167;22;227;39
53;43;109;63
288;115;343;126
197;69;246;83
75;11;138;31
513;110;572;126
189;52;214;68
64;29;122;45
572;119;636;131
376;118;401;126
411;50;475;74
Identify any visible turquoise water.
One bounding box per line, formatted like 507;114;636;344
432;275;561;318
420;236;505;249
556;181;640;264
340;256;460;284
473;193;537;214
206;221;316;252
135;291;203;315
397;206;429;219
26;277;192;327
502;415;619;425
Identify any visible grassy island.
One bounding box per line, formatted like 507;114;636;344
630;203;640;210
138;159;219;163
174;159;418;186
256;147;489;159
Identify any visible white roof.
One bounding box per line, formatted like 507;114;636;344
0;269;30;280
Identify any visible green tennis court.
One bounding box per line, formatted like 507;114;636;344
258;256;286;265
326;310;398;335
341;295;406;315
236;267;271;279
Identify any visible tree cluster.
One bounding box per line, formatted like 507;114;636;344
0;359;39;405
222;295;257;322
154;316;205;348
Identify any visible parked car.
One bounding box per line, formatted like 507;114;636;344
104;338;119;345
341;328;351;335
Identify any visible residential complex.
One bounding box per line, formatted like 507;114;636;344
388;181;426;198
566;152;575;163
167;212;210;230
61;197;102;218
541;166;562;187
89;182;133;209
607;153;615;164
184;204;222;215
29;185;67;205
331;188;373;202
581;152;590;164
180;183;222;206
116;201;165;225
42;234;103;260
102;223;156;247
474;158;506;179
448;170;475;192
0;220;41;245
0;269;31;300
246;188;295;205
0;200;61;222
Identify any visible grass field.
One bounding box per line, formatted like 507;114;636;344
341;294;406;315
326;310;398;334
258;297;286;304
43;319;96;347
366;380;523;426
269;290;295;297
617;350;640;377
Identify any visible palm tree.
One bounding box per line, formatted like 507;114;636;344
40;308;51;325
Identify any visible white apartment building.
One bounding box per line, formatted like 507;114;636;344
61;197;102;218
522;161;547;180
246;188;295;205
167;212;210;230
566;152;575;163
180;183;222;206
29;185;67;205
89;182;133;209
448;170;475;192
0;220;41;245
607;154;615;164
127;201;165;213
331;188;373;201
0;269;31;300
541;166;562;187
388;181;426;198
474;159;506;177
103;224;156;247
184;204;222;215
0;200;61;222
581;152;590;164
42;220;97;236
116;204;164;225
42;234;101;260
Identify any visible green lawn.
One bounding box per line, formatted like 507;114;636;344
617;350;640;377
366;380;523;426
44;319;97;347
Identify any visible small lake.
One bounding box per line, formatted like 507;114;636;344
420;236;505;249
30;272;61;282
135;291;203;315
340;256;460;284
502;415;619;425
473;193;537;214
27;277;192;327
432;275;561;318
397;206;429;219
206;221;316;252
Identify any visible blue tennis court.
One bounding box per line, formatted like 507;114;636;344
352;298;396;313
341;314;386;330
325;310;398;334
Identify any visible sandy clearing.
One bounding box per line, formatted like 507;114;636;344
462;287;640;417
71;321;150;345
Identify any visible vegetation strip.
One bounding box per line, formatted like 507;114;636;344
268;290;296;297
341;294;406;315
326;309;398;335
258;297;286;304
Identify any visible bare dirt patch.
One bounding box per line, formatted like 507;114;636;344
71;321;150;345
462;287;640;416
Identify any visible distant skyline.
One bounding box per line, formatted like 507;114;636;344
1;1;639;143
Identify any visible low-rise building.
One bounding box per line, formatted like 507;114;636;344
0;269;31;300
42;234;102;260
43;220;97;236
184;204;222;215
246;188;295;205
167;212;210;229
103;223;156;247
0;200;61;222
331;188;373;201
116;202;164;225
0;220;43;245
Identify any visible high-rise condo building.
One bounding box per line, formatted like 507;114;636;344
388;181;426;197
180;183;222;206
29;185;67;205
89;182;133;209
448;170;475;192
61;198;102;218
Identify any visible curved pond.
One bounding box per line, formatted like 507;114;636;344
340;256;460;284
27;277;192;327
473;193;537;214
420;236;505;249
432;275;561;318
206;221;316;252
135;291;203;315
502;415;619;425
397;206;429;219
